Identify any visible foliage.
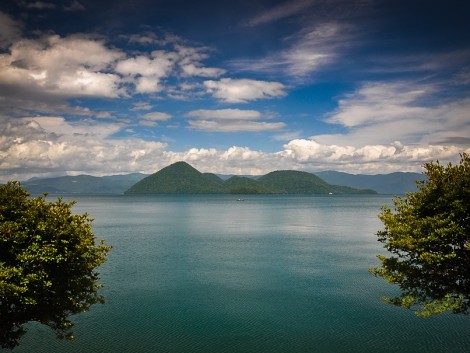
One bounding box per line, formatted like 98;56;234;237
258;170;375;194
125;161;376;194
370;153;470;317
125;161;226;194
0;182;111;349
224;176;277;194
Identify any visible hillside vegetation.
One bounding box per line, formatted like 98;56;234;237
21;164;424;195
125;162;376;194
125;162;225;194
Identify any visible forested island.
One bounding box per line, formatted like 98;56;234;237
125;161;377;194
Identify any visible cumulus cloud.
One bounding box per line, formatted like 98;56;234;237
0;26;228;111
281;139;468;173
0;34;125;98
115;51;177;94
162;141;467;176
115;52;176;77
0;117;168;181
113;41;225;93
174;43;225;77
1;114;468;182
204;78;286;103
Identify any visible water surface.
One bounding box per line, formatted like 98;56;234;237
15;195;470;352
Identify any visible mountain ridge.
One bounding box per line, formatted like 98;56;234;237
125;162;376;195
19;165;425;195
314;170;426;194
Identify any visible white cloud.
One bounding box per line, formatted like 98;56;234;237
232;22;351;79
115;51;177;93
113;43;225;93
135;77;163;94
175;44;226;78
283;22;348;77
141;112;171;121
125;32;161;45
138;111;172;127
131;102;153;111
327;82;432;127
272;130;303;141
136;111;173;127
187;120;286;132
204;78;286;103
281;139;468;173
0;117;168;181
180;63;225;77
185;108;285;132
0;34;125;98
23;116;122;140
316;81;470;147
115;51;176;77
186;109;262;120
1;114;468;182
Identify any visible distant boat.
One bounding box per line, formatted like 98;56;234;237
329;192;333;195
236;198;245;201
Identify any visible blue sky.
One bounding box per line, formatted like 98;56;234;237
0;0;469;181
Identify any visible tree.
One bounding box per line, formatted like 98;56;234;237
370;153;470;317
0;182;111;349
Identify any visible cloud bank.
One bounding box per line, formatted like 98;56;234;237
2;114;468;182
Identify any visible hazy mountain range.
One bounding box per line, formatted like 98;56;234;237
20;162;426;195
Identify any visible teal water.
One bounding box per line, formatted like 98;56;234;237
13;195;470;352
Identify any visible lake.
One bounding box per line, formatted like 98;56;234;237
14;195;470;352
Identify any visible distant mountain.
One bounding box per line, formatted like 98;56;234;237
19;165;426;195
223;176;277;194
258;170;376;194
23;173;146;194
314;171;426;195
125;162;376;194
125;161;226;194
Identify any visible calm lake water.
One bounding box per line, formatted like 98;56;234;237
14;195;470;352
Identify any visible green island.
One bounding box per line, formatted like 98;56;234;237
124;161;377;194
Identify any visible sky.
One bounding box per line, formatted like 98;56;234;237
0;0;469;181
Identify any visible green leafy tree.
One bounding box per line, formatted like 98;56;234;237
0;182;111;349
370;153;470;317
